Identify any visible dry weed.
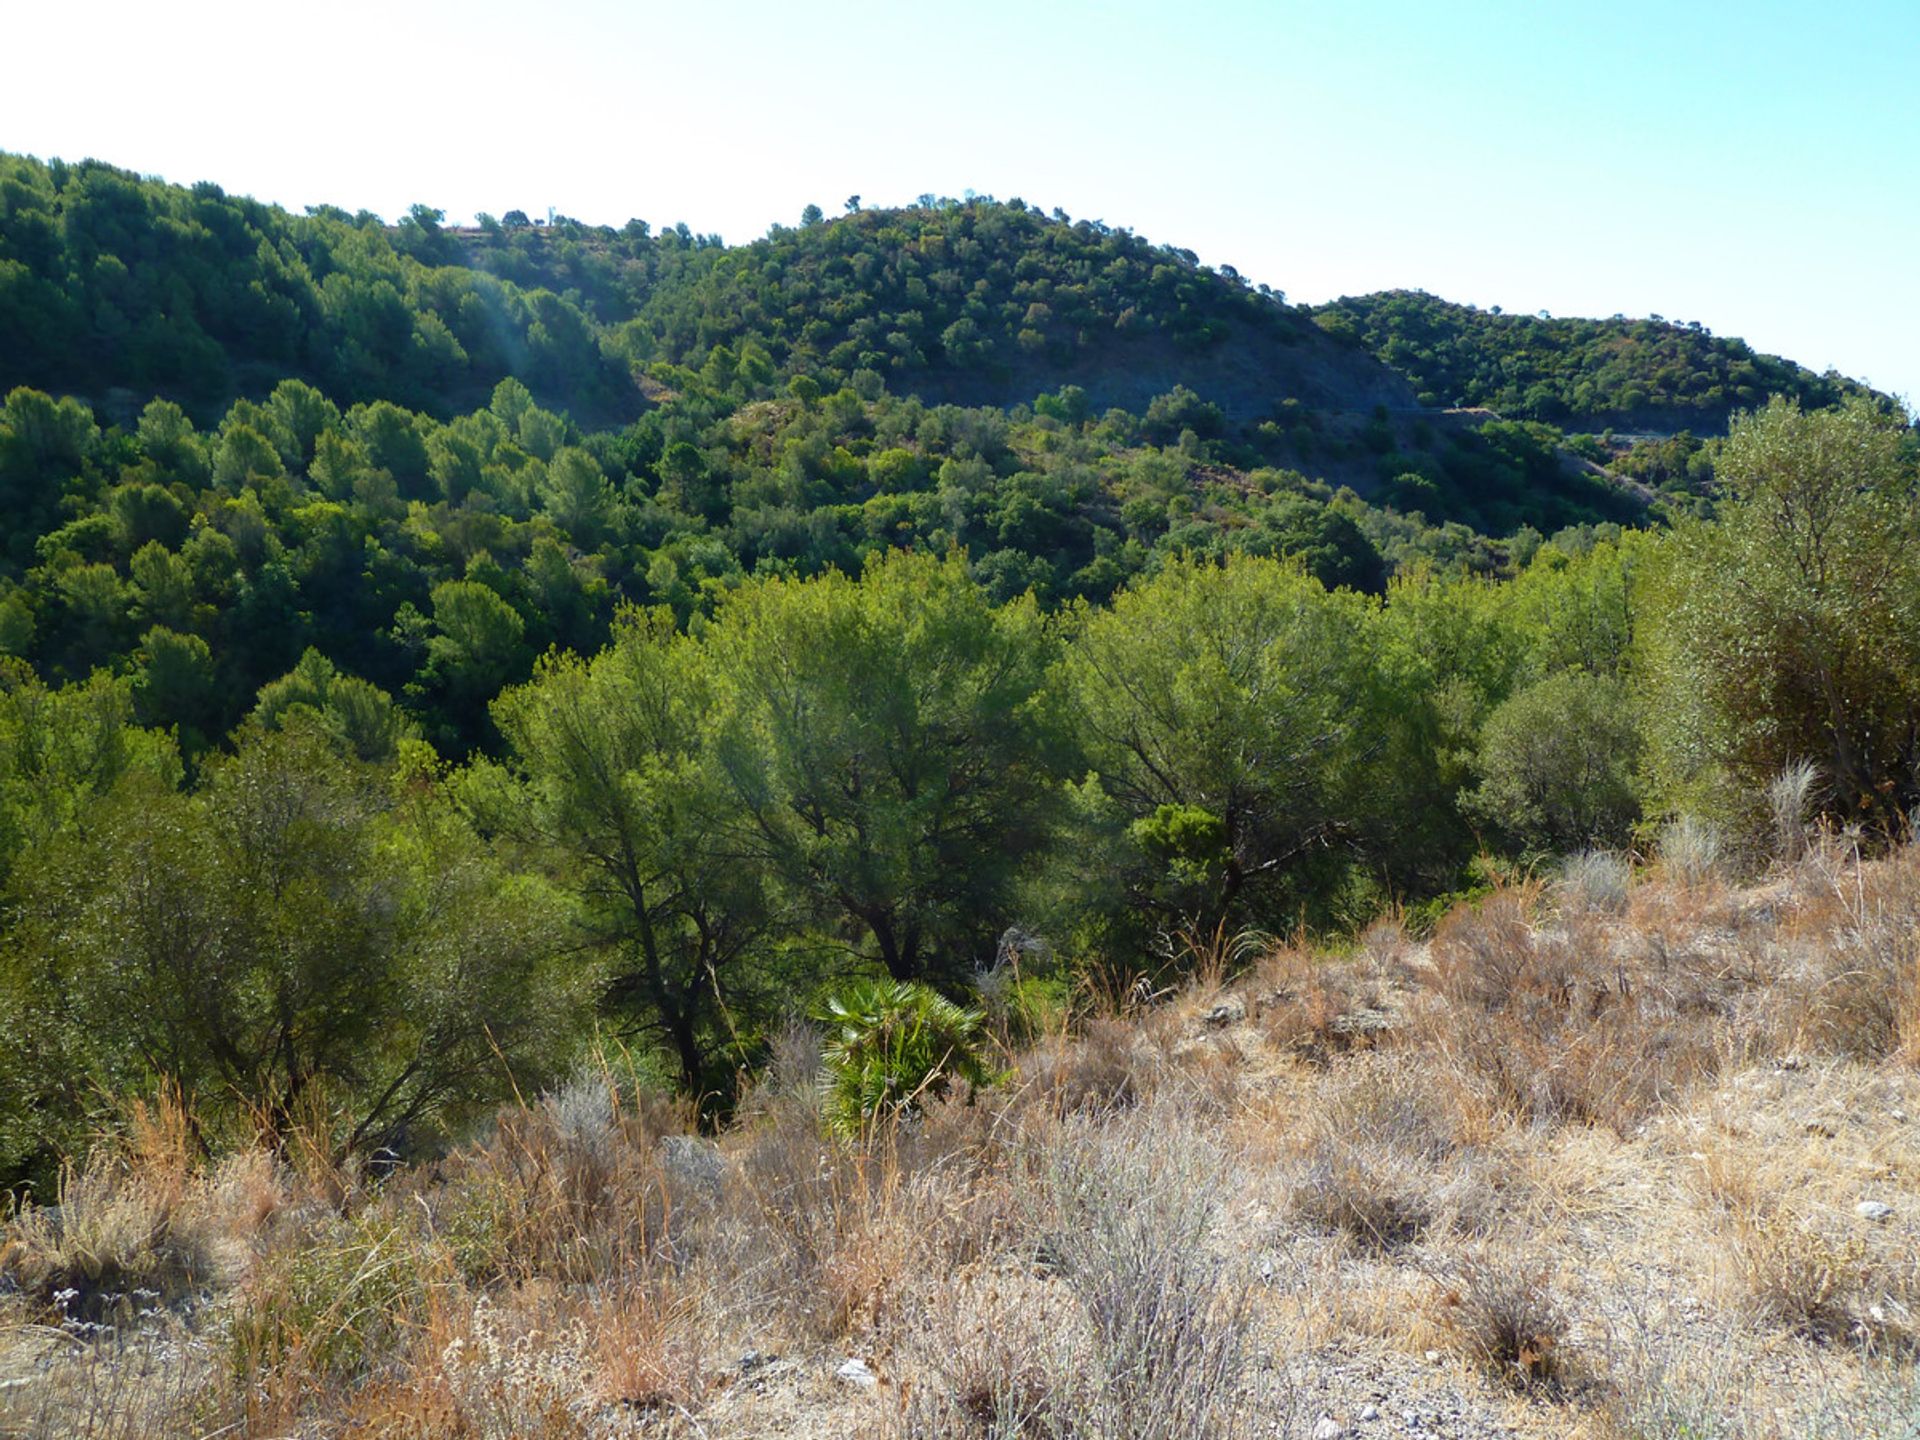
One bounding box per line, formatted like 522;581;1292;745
1283;1055;1508;1250
1419;886;1728;1130
1430;1242;1573;1393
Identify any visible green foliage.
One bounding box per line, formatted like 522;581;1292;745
817;978;995;1134
1317;290;1879;429
1637;398;1920;833
252;648;414;762
9;722;577;1166
476;608;772;1098
707;550;1068;983
4;147;1917;1166
1463;670;1641;853
0;154;629;418
1061;555;1382;939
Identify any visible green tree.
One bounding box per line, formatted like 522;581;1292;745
1462;669;1640;853
418;580;528;750
1638;398;1920;832
708;551;1066;983
1061;555;1380;937
130;625;219;749
538;446;617;544
253;649;413;763
14;724;574;1157
475;609;773;1098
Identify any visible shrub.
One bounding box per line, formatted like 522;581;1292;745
817;979;997;1135
1463;670;1641;853
1421;886;1725;1130
1432;1244;1571;1392
1284;1057;1501;1250
1040;1124;1257;1439
1637;397;1920;838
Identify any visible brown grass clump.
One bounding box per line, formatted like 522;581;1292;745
1771;842;1920;1064
1431;1243;1573;1393
1251;943;1384;1064
1284;1056;1507;1250
1690;1145;1918;1354
1417;884;1730;1131
589;1275;710;1416
224;1209;441;1420
726;1095;1010;1345
885;1273;1077;1439
422;1072;694;1287
1726;1209;1876;1344
0;1087;274;1319
1016;1015;1152;1116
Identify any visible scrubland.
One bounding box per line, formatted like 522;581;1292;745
5;832;1919;1440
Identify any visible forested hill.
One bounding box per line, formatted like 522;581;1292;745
0;150;1897;768
0;154;642;423
1312;289;1876;431
564;199;1415;420
0;152;1412;426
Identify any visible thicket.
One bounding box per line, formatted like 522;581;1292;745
0;363;1636;763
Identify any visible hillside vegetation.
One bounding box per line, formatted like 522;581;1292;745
3;145;1920;1440
1313;290;1873;430
4;842;1919;1438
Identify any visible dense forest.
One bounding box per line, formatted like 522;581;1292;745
1;151;1916;1190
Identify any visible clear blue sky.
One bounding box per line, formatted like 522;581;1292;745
5;0;1915;406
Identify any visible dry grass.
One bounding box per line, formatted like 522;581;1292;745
1430;1243;1572;1393
1282;1055;1509;1252
1;1088;278;1320
10;845;1920;1438
1414;883;1736;1132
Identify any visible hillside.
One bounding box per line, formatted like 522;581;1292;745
1313;290;1878;432
5;844;1918;1438
1;155;1408;428
589;201;1416;420
0;155;637;423
4;148;1920;1440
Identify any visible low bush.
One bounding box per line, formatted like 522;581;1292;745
1040;1123;1257;1439
1432;1243;1571;1392
818;979;998;1136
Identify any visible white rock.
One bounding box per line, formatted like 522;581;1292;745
1359;1403;1380;1422
1856;1200;1895;1223
1424;1348;1442;1363
835;1357;878;1388
1313;1417;1343;1440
